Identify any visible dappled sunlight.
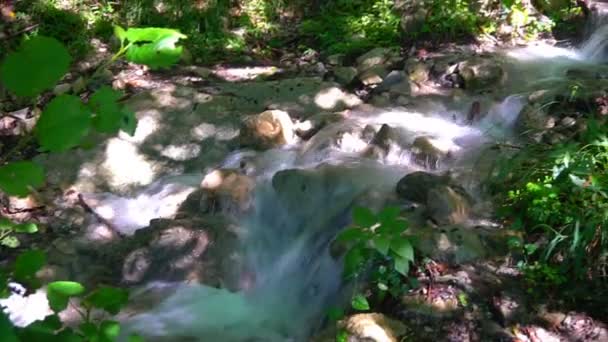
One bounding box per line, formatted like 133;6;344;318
314;86;363;110
212;66;284;82
103;139;157;190
191;122;239;141
119;113;162;144
160;143;201;161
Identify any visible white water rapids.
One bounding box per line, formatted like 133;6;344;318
113;18;608;342
4;10;608;342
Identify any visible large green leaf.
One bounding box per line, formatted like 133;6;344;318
47;281;85;312
89;86;124;134
393;255;410;276
36;95;92;152
352;206;377;227
99;320;120;342
0;36;71;97
124;28;186;69
0;311;19;342
85;286;129;315
14;222;38;234
0;161;45;197
390;237;414;261
372;235;390;255
14;249;46;286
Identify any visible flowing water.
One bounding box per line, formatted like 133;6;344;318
112;19;608;342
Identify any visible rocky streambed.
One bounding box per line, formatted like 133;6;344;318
4;13;608;342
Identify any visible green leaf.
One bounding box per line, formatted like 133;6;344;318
351;293;370;311
128;334;145;342
36;95;92;152
14;249;45;285
47;281;85;312
336;329;348;342
0;36;71;97
14;222;38;234
0;218;12;230
124;28;186;69
114;25;127;46
99;320;120;342
343;246;365;278
390;237;414;261
85;286;129;315
0;161;45;197
79;322;98;339
378;206;400;223
1;236;20;248
120;109;137;136
352;206;376;227
393;256;410;276
56;328;84;342
372;235;390;255
0;311;18;342
336;227;366;243
18;315;62;340
89;86;124;134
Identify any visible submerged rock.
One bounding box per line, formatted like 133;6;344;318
239;109;296;149
411;136;455;169
179;169;255;215
458;57;505;91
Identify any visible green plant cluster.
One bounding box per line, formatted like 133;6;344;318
335;207;416;308
1;249;139;341
0;25;185;341
0;27;186;197
495;120;608;280
300;0;400;55
418;0;479;39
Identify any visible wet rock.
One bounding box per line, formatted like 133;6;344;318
294;112;345;140
411;136;455;169
359;65;389;85
333;66;358;85
426;185;472;225
363;124;400;158
118;217;240;288
180;169;255;215
458;57;504;91
239;109;296;149
396;171;450;203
